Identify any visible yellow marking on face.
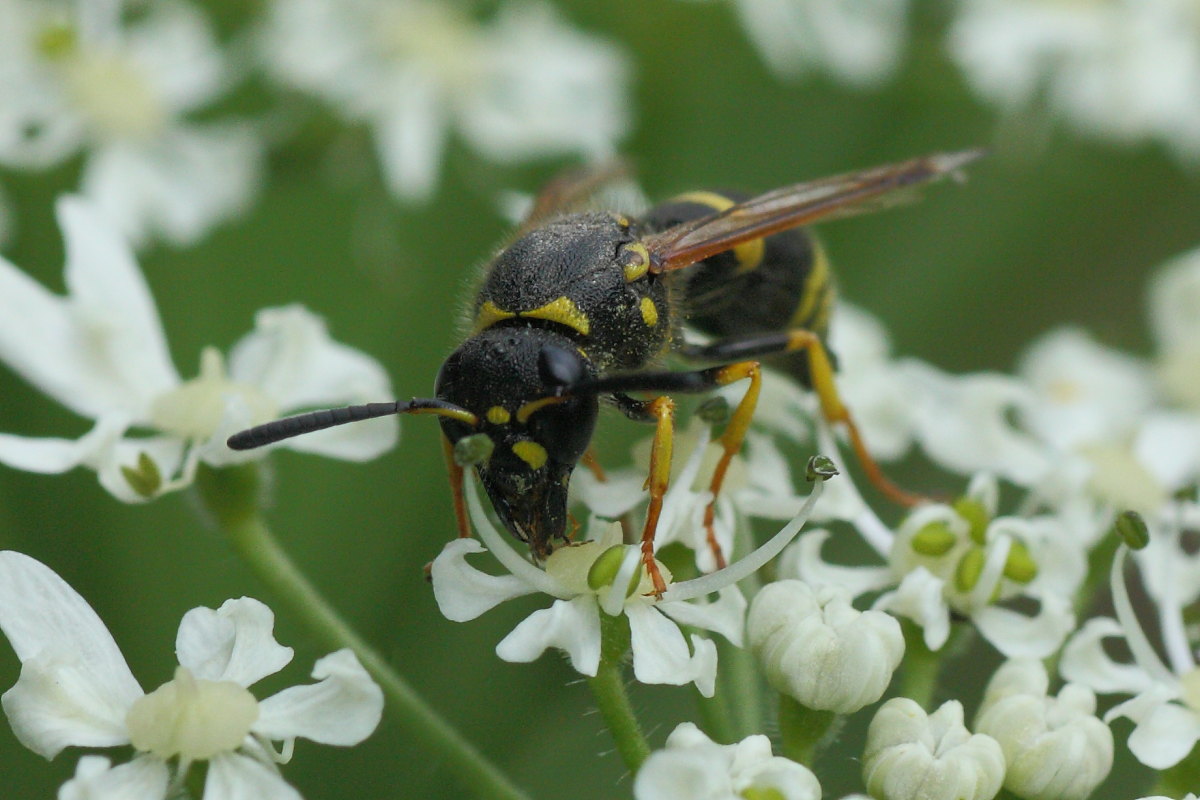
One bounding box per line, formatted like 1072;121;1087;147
621;242;650;282
640;296;659;328
517;395;566;424
512;440;548;470
486;406;511;425
789;240;831;330
474;300;517;332
611;212;631;229
522;296;590;336
674;191;764;274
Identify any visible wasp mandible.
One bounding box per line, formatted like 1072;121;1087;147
228;150;983;596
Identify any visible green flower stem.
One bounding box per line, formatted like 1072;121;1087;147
900;621;940;709
588;611;651;773
778;695;839;766
196;465;531;800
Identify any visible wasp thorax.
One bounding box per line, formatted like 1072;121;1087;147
435;326;598;556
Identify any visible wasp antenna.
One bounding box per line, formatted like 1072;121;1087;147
226;402;407;450
227;399;481;450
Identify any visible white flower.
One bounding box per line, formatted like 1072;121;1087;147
633;722;821;800
0;196;397;502
974;658;1113;800
0;551;383;799
725;0;910;87
260;0;629;201
0;0;261;247
1060;511;1200;770
1149;244;1200;410
948;0;1200;161
747;579;903;713
863;698;1006;800
431;461;829;696
1018;327;1154;452
786;470;1082;657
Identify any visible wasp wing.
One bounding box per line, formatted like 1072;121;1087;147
643;149;984;274
516;160;634;234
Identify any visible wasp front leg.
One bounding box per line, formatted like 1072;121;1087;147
613;394;676;597
679;329;925;508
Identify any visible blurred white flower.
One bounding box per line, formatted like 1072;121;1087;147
747;579;903;713
634;722;821;800
1060;508;1200;770
974;658;1113;800
786;471;1083;656
0;0;261;247
0;196;397;502
721;0;909;87
1150;243;1200;410
431;461;829;696
261;0;629;201
948;0;1200;161
0;551;383;799
863;698;1006;800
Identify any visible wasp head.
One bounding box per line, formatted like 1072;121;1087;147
434;326;598;558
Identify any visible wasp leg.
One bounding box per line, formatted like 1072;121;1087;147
679;330;924;508
441;435;471;540
610;395;676;597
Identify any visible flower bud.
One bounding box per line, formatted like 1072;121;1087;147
748;580;903;713
634;722;820;800
863;699;1005;800
974;659;1112;800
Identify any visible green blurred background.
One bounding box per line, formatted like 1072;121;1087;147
1;0;1197;797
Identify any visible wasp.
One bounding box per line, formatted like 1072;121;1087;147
228;150;982;595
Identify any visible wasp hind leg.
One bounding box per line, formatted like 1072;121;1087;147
679;329;925;508
613;395;677;597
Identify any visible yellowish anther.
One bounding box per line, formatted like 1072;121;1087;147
621;242;650;282
126;666;258;761
522;296;591;336
486;406;510;425
640;296;659;327
954;546;986;593
1002;541;1039;584
474;300;516;332
121;452;162;499
512;440;548;470
741;788;787;800
586;545;643;597
36;23;77;59
954;497;991;545
911;522;957;556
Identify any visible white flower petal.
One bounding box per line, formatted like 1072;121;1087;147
627;602;717;697
1125;696;1200;769
0;552;142;758
255;649;382;746
780;530;894;597
374;70;447;201
227;305;397;461
204;753;300;800
974;591;1075;659
81;123;262;249
58;755;170;800
658;585;747;647
58;196;180;406
175;598;293;686
0;415;129;475
430;538;538;622
1060;617;1158;696
495;595;601;676
875;567;951;651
